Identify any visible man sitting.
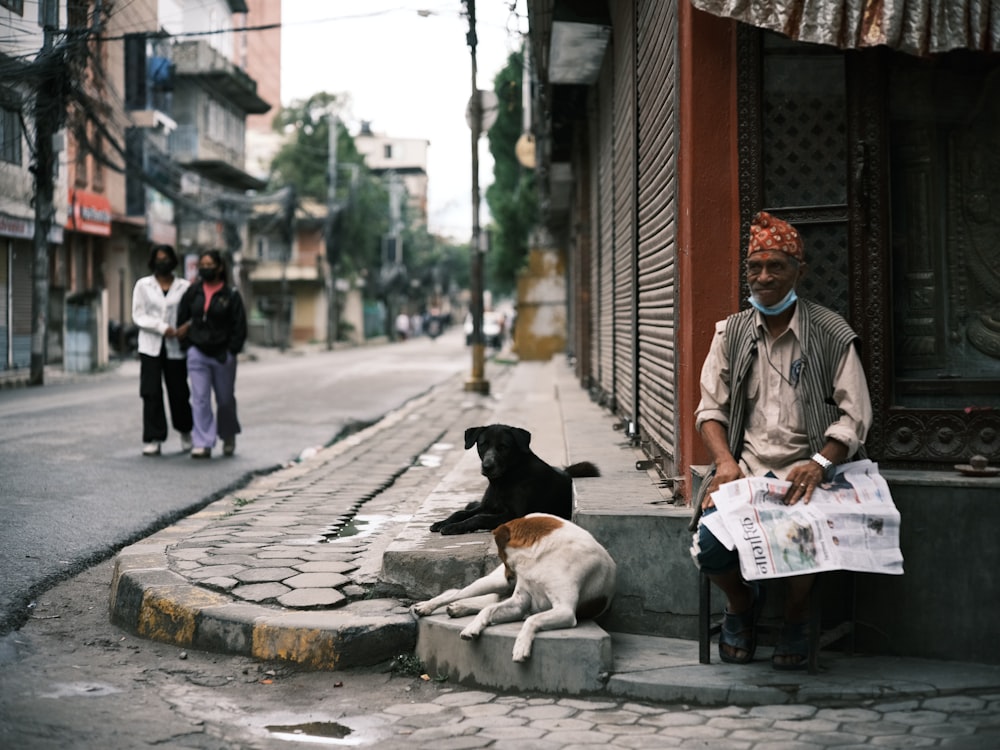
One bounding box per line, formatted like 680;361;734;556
690;211;872;670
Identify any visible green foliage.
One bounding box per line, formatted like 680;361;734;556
485;51;537;295
402;225;471;304
268;92;388;278
268;93;472;308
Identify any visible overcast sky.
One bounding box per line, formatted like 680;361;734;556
280;1;525;241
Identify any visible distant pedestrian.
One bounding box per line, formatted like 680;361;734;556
395;311;410;341
177;250;247;459
131;243;193;456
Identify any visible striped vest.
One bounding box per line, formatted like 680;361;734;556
724;299;862;462
691;300;866;520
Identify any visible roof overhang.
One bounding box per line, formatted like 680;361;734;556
185;160;266;192
548;0;611;84
690;0;999;57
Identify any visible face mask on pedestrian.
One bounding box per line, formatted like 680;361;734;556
198;266;219;282
153;260;174;276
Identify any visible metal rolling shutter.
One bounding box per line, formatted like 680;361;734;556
612;1;636;418
596;51;615;397
635;0;679;458
10;242;32;368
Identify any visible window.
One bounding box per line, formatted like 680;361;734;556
384;144;393;159
92;132;104;190
67;0;88;29
1;1;24;16
0;106;22;165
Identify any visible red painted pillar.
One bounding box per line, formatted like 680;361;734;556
675;3;743;502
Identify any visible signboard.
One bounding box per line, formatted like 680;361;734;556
66;189;112;237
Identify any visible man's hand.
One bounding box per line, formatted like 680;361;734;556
702;458;744;510
782;441;847;505
782;461;826;505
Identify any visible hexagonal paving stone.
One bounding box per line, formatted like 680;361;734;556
292;560;358;574
233;567;297;583
276;588;347;608
283;572;350;589
231;582;290;602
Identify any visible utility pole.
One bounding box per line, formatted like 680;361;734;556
279;186;295;352
464;0;489;394
28;17;58;385
326;113;339;350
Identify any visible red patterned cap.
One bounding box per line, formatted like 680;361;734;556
747;211;804;261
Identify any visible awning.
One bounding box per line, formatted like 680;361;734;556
67;189;112;237
690;0;999;57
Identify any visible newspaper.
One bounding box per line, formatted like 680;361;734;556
701;460;904;581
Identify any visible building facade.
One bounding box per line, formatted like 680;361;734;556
0;0;68;374
524;0;1000;664
353;122;430;231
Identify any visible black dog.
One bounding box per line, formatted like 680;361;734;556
429;424;600;535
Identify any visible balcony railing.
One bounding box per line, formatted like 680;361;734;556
172;40;270;114
168;124;239;166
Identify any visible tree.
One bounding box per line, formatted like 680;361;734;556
485;51;537;296
269;93;387;277
269;93;470;313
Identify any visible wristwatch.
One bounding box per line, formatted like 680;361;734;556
810;452;834;473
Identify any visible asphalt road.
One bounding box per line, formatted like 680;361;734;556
0;328;472;634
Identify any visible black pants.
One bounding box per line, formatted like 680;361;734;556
140;344;193;443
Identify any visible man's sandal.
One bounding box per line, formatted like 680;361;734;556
719;583;765;664
772;620;810;670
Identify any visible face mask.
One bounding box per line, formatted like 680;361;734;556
153;261;174;275
198;267;219;282
748;288;798;316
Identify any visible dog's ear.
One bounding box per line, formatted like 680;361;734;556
512;427;531;452
464;426;485;450
493;522;511;554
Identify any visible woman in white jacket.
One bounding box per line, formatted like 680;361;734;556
131;244;194;455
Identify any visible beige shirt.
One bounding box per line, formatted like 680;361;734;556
695;306;872;480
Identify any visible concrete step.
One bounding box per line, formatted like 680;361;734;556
416;615;613;695
379;356;689;696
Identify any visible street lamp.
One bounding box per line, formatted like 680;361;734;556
463;0;490;395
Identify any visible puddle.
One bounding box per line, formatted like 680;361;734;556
266;721;360;745
336;517;369;538
323;514;392;542
40;682;122;699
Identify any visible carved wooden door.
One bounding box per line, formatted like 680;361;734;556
743;31;1000;467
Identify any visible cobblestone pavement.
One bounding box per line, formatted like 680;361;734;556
103;353;1000;748
164;363;508;609
300;687;1000;749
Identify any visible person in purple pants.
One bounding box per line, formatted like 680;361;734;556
177;250;247;459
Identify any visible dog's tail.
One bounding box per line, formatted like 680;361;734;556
565;461;600;478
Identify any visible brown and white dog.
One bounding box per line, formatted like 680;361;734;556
412;513;617;662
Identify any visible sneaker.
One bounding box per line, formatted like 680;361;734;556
223;437;236;457
190;447;211;459
180;432;193;452
142;442;161;456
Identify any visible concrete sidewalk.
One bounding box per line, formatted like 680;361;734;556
109;353;1000;707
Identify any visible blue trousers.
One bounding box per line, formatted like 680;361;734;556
187;347;241;450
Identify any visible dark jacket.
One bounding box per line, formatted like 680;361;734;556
178;281;247;362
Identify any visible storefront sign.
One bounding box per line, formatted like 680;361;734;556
1;211;64;243
67;189;112;237
0;212;32;239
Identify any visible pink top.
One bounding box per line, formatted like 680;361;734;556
202;279;224;312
